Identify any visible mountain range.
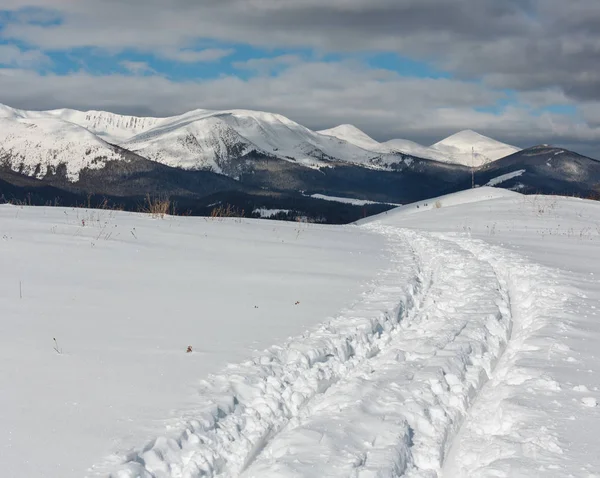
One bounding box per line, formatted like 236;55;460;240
0;103;598;223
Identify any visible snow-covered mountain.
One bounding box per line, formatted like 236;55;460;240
318;125;444;161
45;108;164;143
0;116;127;181
0;102;520;182
320;124;521;166
0;104;406;178
123;109;397;173
318;124;383;151
430;129;520;167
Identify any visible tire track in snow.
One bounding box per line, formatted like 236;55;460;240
95;226;425;478
241;227;514;478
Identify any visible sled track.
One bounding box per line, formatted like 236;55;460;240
95;226;518;478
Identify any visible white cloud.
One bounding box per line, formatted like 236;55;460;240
0;44;51;68
157;48;235;63
233;54;302;73
0;61;598;157
120;60;156;75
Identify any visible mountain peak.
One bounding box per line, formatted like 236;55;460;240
318;124;381;150
434;129;490;145
431;130;521;167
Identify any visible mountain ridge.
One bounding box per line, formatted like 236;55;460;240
0;103;521;179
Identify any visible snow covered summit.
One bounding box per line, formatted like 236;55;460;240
430;129;520;167
318;124;382;151
319;123;521;166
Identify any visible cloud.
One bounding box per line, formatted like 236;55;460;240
580;102;600;127
1;60;599;158
120;60;155;75
0;44;51;68
233;54;302;73
1;1;600;157
157;48;235;63
1;0;598;105
1;1;599;103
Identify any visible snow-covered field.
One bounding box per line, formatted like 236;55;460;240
2;187;600;477
0;207;385;477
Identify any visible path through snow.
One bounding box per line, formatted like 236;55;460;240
99;213;600;477
241;226;514;477
99;224;422;477
440;235;600;477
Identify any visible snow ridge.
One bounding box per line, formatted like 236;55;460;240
0;102;521;182
319;124;521;166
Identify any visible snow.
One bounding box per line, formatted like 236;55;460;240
1;104;399;174
485;168;526;186
0;104;164;144
45;109;164;143
242;226;513;477
317;124;448;162
380;138;449;162
318;124;521;166
0;117;123;181
430;129;521;167
318;124;383;151
0;102;523;181
3;173;600;477
252;208;290;218
362;187;600;477
123;109;392;171
310;193;401;206
82;187;599;478
0;206;386;477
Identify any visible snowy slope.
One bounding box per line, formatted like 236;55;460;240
0;117;125;181
318;124;520;165
0;103;406;176
430;129;520;167
3;189;600;478
380;137;448;161
0;104;164;143
318;124;443;160
0;102;523;183
0;208;386;478
122;115;257;172
309;192;401;206
360;189;600;477
318;124;383;151
44;108;164;143
123;109;397;172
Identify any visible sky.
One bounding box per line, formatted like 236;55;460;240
0;0;600;157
